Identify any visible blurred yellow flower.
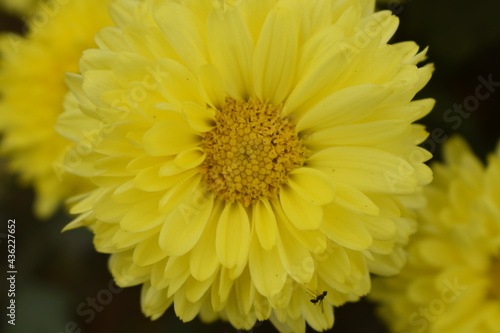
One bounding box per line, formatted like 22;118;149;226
0;0;39;16
377;0;406;4
370;136;500;333
58;0;434;331
0;0;112;218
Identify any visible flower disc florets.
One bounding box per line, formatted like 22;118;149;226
201;97;307;207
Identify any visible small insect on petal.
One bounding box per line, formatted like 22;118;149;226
307;288;328;313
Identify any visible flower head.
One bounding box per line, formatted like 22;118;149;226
58;0;434;331
0;0;112;217
370;136;500;333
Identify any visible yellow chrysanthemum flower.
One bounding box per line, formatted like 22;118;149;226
58;0;434;331
370;136;500;333
0;0;113;218
0;0;39;16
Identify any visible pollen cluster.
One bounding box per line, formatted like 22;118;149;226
200;97;307;207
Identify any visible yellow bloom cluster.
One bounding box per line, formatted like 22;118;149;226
370;136;500;333
56;0;434;331
0;0;112;217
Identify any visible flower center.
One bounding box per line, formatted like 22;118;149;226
488;256;500;299
200;97;307;207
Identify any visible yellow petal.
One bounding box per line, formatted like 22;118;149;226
216;202;251;277
211;267;235;311
62;211;93;232
287;167;335;205
253;199;278;250
317;245;350;288
344;248;369;282
152;58;204;104
367;11;399;45
296;24;344;80
277;208;327;254
174;288;205;322
81;69;122;107
174;147;206;170
95;121;146;157
93;222;121;253
93;189;129;222
110;51;153;83
141;283;173;320
159;197;213;256
369;239;395;255
69;190;100;215
207;5;253;100
304;0;337;35
159;160;188;177
151;259;169;289
270;314;306;333
283;31;363;117
166;271;190;300
302;291;334;332
95;26;132;53
322;204;373;251
158;173;202;214
110;251;151;287
56;91;103;143
197;64;226;109
308;146;417;194
133;235;168;266
133;165;173;192
184;274;217;303
164;254;189;280
94;156;134;177
190;202;221;281
112;227;158;250
305;119;409;150
248;234;287;297
122;24;158;59
407;277;436;304
279;184;323;230
253;1;300;104
234;269;255;315
120;199;165;232
225;288;257;330
154;2;208;72
254;291;272;320
181;101;215;133
416;239;460;268
276;219;314;284
126;154;167;172
239;0;276;43
333;183;379;215
295;84;389;133
142;120;200;156
361;216;397;241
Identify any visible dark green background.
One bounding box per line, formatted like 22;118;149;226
1;0;499;332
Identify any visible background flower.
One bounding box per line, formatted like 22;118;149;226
1;0;499;332
56;0;433;331
0;0;112;217
370;136;500;333
0;0;39;17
